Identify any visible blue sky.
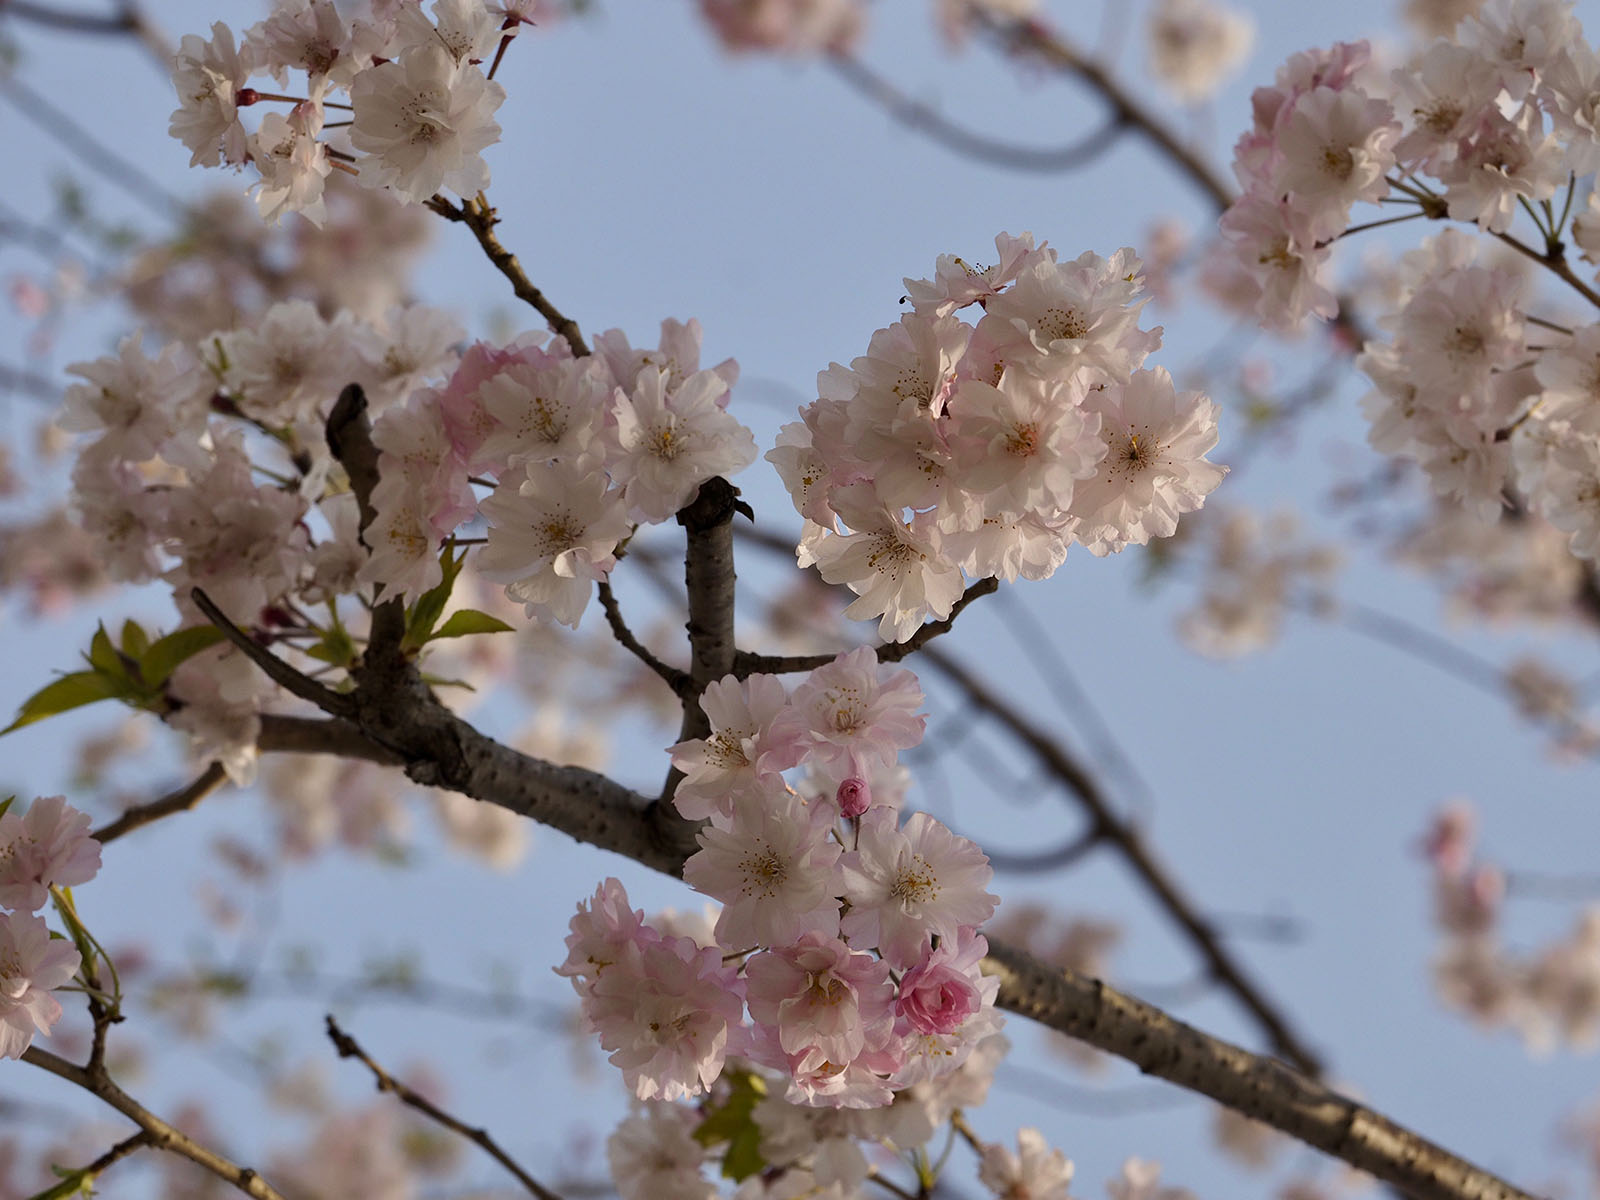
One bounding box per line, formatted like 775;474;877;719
3;2;1600;1197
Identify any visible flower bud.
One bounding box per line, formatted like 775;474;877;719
836;777;871;819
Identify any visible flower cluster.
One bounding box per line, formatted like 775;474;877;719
1217;4;1600;564
558;650;1002;1109
1422;802;1600;1052
0;796;97;1058
373;317;755;615
169;0;547;219
1145;0;1256;105
770;233;1226;641
1176;508;1341;658
58;297;754;773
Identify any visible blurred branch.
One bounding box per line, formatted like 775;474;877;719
21;1045;285;1199
979;14;1233;212
0;0;169;65
0;360;59;401
325;1015;566;1200
923;641;1323;1076
0;73;183;220
827;53;1127;173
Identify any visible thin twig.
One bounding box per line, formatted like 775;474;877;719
40;1129;156;1195
828;52;1126;173
92;761;229;845
21;1046;286;1199
324;1016;565;1200
734;575;1000;675
190;587;359;719
1491;229;1600;311
596;579;691;695
423;194;590;354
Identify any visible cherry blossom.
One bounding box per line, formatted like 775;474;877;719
681;782;843;949
349;44;506;203
0;796;101;913
607;1103;717;1200
977;1127;1077;1200
839;809;998;969
476;459;632;627
0;910;81;1059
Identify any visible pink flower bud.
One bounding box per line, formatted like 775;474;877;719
896;951;981;1035
836;777;871;819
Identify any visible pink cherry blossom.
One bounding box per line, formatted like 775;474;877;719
681;782;842;949
0;910;81;1059
668;673;804;823
839;809;998;969
745;933;896;1071
977;1127;1076;1200
0;796;101;913
587;932;746;1101
779;647;926;780
896;930;988;1035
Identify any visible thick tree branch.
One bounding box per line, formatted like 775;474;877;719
238;700;1533;1197
327;384;407;652
982;940;1536;1200
325;1016;565;1200
677;477;743;719
256;714;404;765
93;761;229;845
21;1046;285;1199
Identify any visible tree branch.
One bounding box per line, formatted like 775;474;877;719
596;578;691;696
92;761;229;845
827;52;1127;173
734;575;1000;675
979;15;1234;213
189;587;359;720
423;194;590;354
326;383;407;653
21;1046;286;1200
256;714;405;765
921;642;1324;1077
325;1016;566;1200
982;940;1535;1200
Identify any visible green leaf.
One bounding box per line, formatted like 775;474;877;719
1;672;119;736
24;1167;97;1200
429;609;514;641
693;1070;767;1182
119;619;150;660
303;626;358;667
0;796;13;820
402;545;465;652
140;626;226;688
87;624;120;676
